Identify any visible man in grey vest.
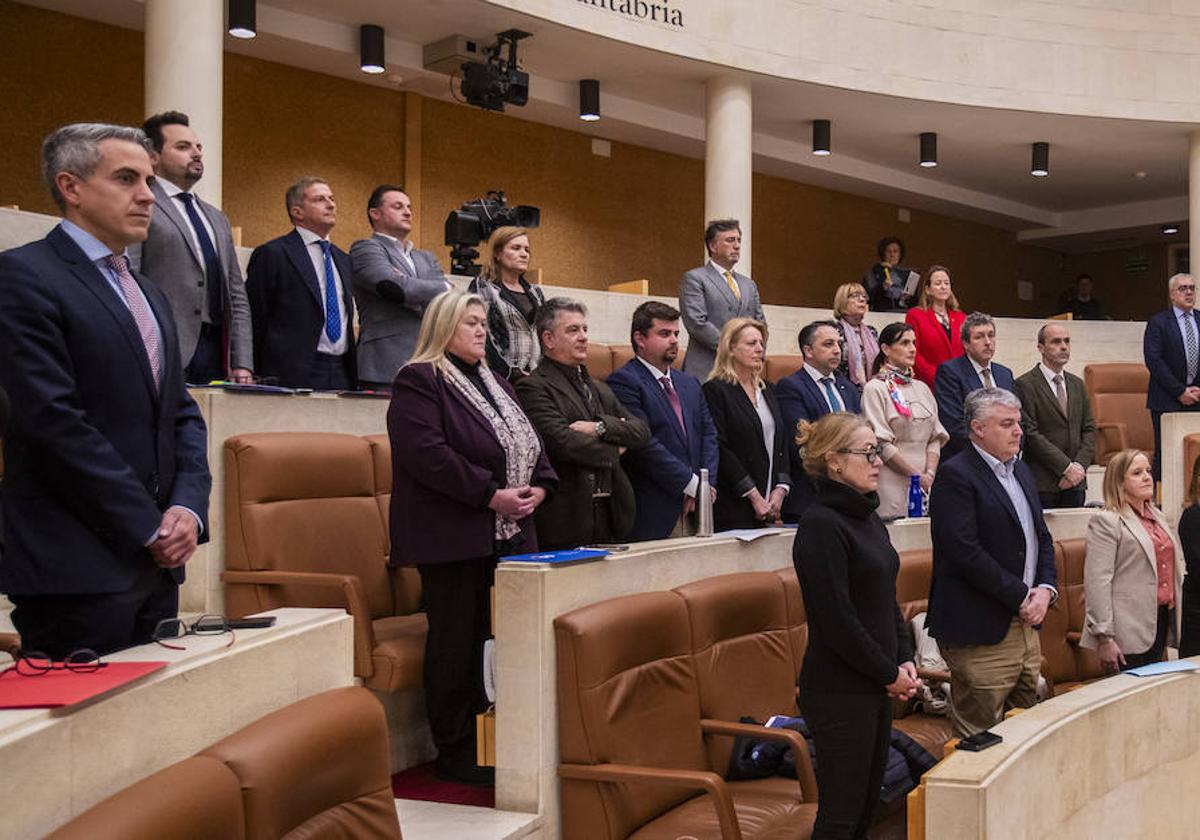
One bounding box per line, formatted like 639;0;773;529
350;185;451;391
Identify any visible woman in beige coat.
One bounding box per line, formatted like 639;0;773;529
1081;449;1186;673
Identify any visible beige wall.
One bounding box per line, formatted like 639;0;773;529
0;0;1171;319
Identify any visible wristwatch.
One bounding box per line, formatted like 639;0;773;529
595;420;607;438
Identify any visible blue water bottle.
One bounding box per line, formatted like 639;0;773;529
907;474;923;518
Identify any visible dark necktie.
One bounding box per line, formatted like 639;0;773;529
660;375;686;435
176;193;224;325
318;240;342;343
981;367;994;389
820;376;843;412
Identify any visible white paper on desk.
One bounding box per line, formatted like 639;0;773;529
718;528;790;543
1125;659;1200;677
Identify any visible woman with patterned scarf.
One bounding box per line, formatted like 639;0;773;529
388;290;557;786
861;322;948;520
468;226;546;381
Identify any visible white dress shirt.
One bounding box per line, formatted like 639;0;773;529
295;225;348;356
803;362;843;412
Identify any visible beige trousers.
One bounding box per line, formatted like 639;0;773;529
940;618;1041;738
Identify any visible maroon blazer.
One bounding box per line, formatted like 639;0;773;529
387;362;557;566
905;307;966;386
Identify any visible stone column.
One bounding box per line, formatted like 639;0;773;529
704;77;753;276
144;0;225;206
1190;130;1200;278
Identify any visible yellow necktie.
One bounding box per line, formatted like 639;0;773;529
724;270;741;301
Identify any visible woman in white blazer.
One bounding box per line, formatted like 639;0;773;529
1081;449;1186;673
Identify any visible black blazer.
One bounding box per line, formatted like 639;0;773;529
245;229;356;387
1177;504;1200;658
794;477;913;695
0;225;211;596
927;445;1056;646
514;359;649;549
701;378;791;531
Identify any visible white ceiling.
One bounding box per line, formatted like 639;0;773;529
18;0;1198;249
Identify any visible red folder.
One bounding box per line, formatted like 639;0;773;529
0;661;167;709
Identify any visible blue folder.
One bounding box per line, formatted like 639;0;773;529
500;548;608;565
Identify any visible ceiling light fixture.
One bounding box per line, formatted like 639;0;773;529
579;79;600;121
1031;141;1050;177
812;119;831;156
227;0;256;39
360;25;386;74
919;132;938;168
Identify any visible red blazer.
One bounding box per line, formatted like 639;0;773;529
387;362;557;566
905;307;965;386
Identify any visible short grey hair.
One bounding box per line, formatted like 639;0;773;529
964;387;1022;431
1036;321;1068;345
42;123;149;210
1169;272;1192;291
285;176;328;219
960;311;996;344
535;297;587;349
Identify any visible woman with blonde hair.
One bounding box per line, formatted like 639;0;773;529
832;282;879;390
468;226;545;380
1178;456;1200;656
702;318;791;530
793;412;918;839
389;290;556;784
904;265;965;385
1081;449;1184;672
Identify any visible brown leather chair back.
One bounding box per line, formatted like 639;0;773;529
224;433;393;619
1058;537;1103;680
1185;434;1200;506
586;342;615;381
556;591;709;840
201;687;402;840
1038;542;1078;686
765;354;805;384
676;572;798;777
47;757;247;840
895;549;933;622
776;568;809;682
366;434;422;615
1084;363;1153;465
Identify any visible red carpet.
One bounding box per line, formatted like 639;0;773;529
391;763;495;808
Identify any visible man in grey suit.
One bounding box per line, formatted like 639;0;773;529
1013;322;1096;508
129;111;253;384
679;218;765;380
350;184;451;390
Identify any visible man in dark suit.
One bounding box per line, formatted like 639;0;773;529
928;388;1056;737
350;184;451;390
776;319;862;522
1144;272;1200;480
0;123;210;658
129;111;253;385
515;298;649;549
679;219;765;380
245;177;356;389
1013;323;1096;508
607;301;719;541
934;311;1014;460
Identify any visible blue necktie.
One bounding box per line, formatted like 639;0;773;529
319;240;342;343
820;377;843;412
177;193;224;324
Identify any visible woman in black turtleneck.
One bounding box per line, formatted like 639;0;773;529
388;290;556;786
792;412;919;840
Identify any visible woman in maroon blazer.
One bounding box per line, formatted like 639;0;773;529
904;265;966;386
389;290;556;786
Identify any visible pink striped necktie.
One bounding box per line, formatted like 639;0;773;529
660;374;686;435
103;254;162;390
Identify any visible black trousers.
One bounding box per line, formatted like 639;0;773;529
8;566;178;659
308;351;353;391
800;690;891;840
185;322;225;385
418;557;495;768
1122;605;1170;670
1039;485;1086;509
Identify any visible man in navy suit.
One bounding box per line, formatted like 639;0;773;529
927;389;1056;737
1144;273;1200;480
607;301;719;541
245;177;356;389
934;311;1015;461
776;320;862;522
0;123;210;658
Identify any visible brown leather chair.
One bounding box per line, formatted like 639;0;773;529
1185;433;1200;499
587;341;616;381
201;687;402;840
46;757;247;840
776;568;809;680
764;354;805;385
1043;538;1104;693
223;432;426;692
556;590;814;839
1084;363;1153;465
